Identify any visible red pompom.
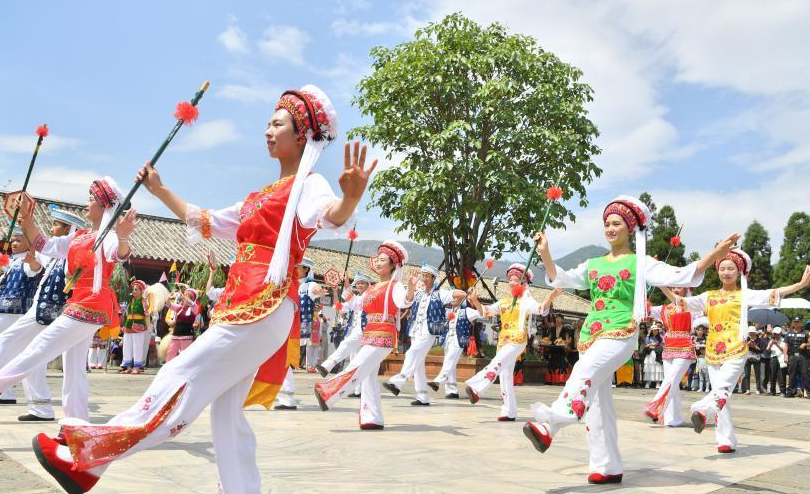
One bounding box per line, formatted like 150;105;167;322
485;259;494;270
174;101;199;126
546;186;563;201
670;236;681;247
335;302;343;311
35;124;49;138
348;229;358;241
447;312;456;321
0;253;9;267
511;284;526;299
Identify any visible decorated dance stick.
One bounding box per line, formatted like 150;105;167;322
63;83;210;293
647;223;684;295
510;175;564;309
2;125;48;251
337;223;358;301
92;81;210;252
453;259;496;315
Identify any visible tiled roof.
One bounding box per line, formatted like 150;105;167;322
0;192;590;315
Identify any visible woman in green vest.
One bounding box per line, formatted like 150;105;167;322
523;195;738;485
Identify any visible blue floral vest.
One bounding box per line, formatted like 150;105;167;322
342;308;368;338
0;257;43;315
407;289;447;336
36;258;68;325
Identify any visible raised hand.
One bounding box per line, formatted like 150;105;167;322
533;231;549;255
713;233;741;260
338;141;378;202
800;265;810;288
206;249;217;271
116;209;139;240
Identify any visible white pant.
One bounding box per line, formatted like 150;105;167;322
321;329;362;372
316;344;392;425
690;356;746;448
432;336;464;395
276;367;296;407
87;346;106;368
305;345;320;368
123;331;148;368
57;299;294;494
530;337;635;476
387;335;434;404
0;313;23;401
0;312;97;421
142;331;152;366
466;343;525;418
646;357;693;426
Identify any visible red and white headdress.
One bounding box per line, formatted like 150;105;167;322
603;195;652;324
717;248;753;340
506;262;533;284
130;280;148;293
265;85;339;286
89;177;124;294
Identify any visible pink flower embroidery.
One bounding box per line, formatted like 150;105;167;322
709;299;718;306
719;299;727;304
571;399;586;418
597;275;616;291
589;270;598;280
590;321;603;334
485;370;497;382
169;421;188;437
717;398;727;410
594;300;606;311
715;341;726;353
714;324;723;332
619;269;631;280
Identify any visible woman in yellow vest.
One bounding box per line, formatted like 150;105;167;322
668;250;809;453
465;264;561;421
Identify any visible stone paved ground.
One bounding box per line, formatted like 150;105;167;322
2;369;810;494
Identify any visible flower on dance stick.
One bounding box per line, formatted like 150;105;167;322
546;185;563;201
35;124;49;138
447;312;456;321
510;284;526;299
0;253;9;267
348;229;358;241
485;259;494;270
670;236;681;247
174;101;199;126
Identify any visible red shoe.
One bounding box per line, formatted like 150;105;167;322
718;445;736;453
359;423;384;430
691;411;707;434
465;385;479;404
306;367;316;373
497;416;516;421
32;433;100;493
588;473;623;484
522;422;552;453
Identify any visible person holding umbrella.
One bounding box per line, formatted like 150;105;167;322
784;316;810;398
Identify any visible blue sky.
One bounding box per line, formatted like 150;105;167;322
2;0;808;264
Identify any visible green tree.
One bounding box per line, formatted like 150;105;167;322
774;212;810;299
349;13;601;286
741;220;773;290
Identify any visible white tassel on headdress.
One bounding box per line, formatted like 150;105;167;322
633;227;648;324
739;272;749;342
265;139;328;286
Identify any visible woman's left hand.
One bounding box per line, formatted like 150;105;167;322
117;209;139;240
338;141;378;201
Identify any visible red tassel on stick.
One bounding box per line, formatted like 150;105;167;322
348;229;358;241
511;284;526;299
485;259;494;270
546;186;563;201
35;124;49;138
174;101;199;126
0;253;9;267
670;236;681;247
447;312;456;321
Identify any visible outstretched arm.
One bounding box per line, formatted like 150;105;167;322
775;265;810;298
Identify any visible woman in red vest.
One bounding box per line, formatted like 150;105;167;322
32;85;376;494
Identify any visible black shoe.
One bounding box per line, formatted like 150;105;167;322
0;399;17;405
349;392;361;398
691;411;706;434
382;382;400;396
314;389;329;411
360;423;384;430
445;393;460;399
769;392;776;396
315;364;329;378
427;381;439;392
18;414;55;422
273;404;297;411
411;400;430;406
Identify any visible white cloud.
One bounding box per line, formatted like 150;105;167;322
174;119;241;152
0;134;82;154
216;82;281;104
257;25;311;66
218;22;249;54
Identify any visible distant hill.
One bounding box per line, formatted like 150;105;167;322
309;239;607;287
